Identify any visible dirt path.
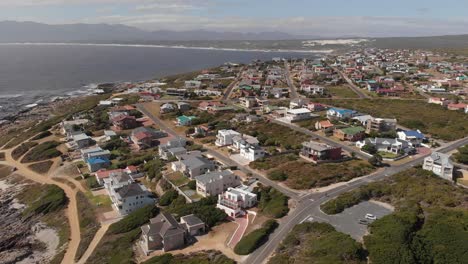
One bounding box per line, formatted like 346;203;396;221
76;223;111;264
0;148;81;264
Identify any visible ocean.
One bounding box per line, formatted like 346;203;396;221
0;43;319;119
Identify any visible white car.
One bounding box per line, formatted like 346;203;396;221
365;214;377;220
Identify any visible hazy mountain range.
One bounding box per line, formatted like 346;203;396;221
0;21;303;42
0;21;467;51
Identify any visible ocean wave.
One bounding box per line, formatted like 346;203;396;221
0;93;24;99
0;42;334;54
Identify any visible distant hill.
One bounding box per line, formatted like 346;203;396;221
0;21;299;42
372;34;468;49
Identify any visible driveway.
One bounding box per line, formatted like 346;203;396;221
228;216;249;248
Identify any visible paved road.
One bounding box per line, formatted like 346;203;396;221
272;119;371;160
332;67;370;99
222;66;245;101
136;103;302;200
284;61;300;99
246;136;468;264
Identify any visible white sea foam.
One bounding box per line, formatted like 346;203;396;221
0;42;334;54
0;93;24;99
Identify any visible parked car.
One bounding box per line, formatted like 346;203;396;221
365;213;377;220
358;219;370;225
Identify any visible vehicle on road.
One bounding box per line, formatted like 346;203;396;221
358;219;370;225
365;213;377;220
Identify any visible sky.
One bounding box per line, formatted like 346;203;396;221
1;0;468;37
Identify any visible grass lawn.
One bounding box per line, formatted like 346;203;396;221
250;154;299;170
28;160;54;174
328;85;360;98
12;142;38;160
268;159;375;190
378;152;400;159
315;99;468;141
84;191;113;211
166;171;190;187
21;141;62;163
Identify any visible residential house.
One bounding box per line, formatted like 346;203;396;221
352;115;373;126
216;187;257;218
177;115;197;126
215;129;241;146
232;134;259;150
61;119;89;140
180;214;206;236
87;157;111;172
289;98;310;109
95;166;139;185
185;80;202;89
365;118;397;134
112;115;138;130
130;127;168;149
160;103;176;114
428;97;450;106
327;108;357;120
195;170;241;197
447;103;467;111
198;101;225;111
171;152;215;178
104;171;154;215
285;108;315;122
334;127;366;142
140;212;187;254
104;130;117;141
300;141;342;163
423;152;454;181
159;138;187;160
240;145;265;162
307;102;326;112
81;147;111;162
177;102;191;112
356;138;413;155
397;130;425;147
301;85;325;95
70;133;94;149
315;120;334;131
239;97;257;108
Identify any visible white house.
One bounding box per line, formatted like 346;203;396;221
423;152;454;181
240;145;265;162
285;108;314;122
397;130;425;147
216;186;257;218
300;85;325;95
195;170;241;197
215;129;241;146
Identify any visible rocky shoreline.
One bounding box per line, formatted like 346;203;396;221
0;170;60;264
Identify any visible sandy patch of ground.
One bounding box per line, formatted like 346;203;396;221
17;223;60;264
369;200;395;211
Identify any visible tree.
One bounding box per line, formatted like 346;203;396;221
187;180;196;190
369;154;383;167
362;144;377;154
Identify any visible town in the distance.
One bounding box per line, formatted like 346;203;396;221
1;47;467;264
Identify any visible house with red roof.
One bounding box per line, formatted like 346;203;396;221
130;127;168;150
112;115;138;131
95;166;139;185
447;103;467;111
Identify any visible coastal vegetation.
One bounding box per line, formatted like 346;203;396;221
266;160;375;190
166;196;227;228
143;251;235;264
454;145;468;165
237;121;309;150
87;205;159;264
1;94;110;149
315;99;468;141
12;141;38;160
269;222;366;264
319;168;468;264
21;141;62;163
21;184;68;217
75;191;101;261
255;186;289;218
328;85;360;98
32;131;52;140
28;160;54;174
234;219;278;255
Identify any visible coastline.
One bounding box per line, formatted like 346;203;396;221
0;42;335;54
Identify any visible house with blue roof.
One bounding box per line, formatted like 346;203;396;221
177;115;197;126
397;130;425;147
327;108;357;120
87;157;111;172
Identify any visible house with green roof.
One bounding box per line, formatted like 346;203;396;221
177;115;197;126
334;126;366;142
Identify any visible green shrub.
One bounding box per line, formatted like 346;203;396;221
21;141;62;163
12;142;38;160
167;196;227;228
32;131;52;140
108;205;159;234
256;186;289;218
234;220;278;255
86;177;100;189
23;185;67;217
267;170;288;181
187;180;196;190
159;189;179;206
